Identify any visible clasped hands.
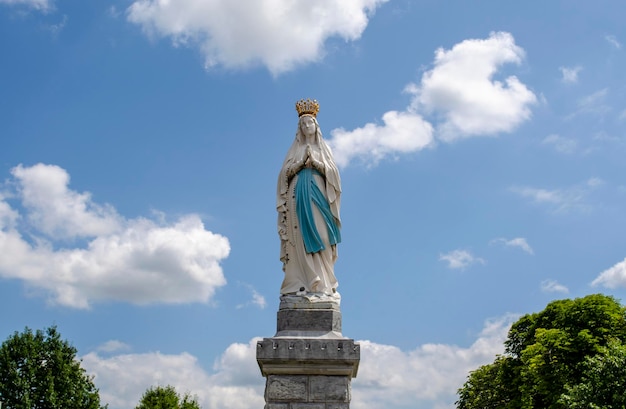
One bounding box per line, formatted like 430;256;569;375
286;145;322;180
304;145;320;169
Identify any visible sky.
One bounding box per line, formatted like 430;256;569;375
1;0;626;408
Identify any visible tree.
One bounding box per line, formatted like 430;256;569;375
560;339;626;409
135;385;201;409
456;294;626;409
456;355;522;409
0;326;104;409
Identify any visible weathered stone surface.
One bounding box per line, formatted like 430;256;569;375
265;404;289;409
266;375;307;401
259;296;360;408
279;294;341;310
277;308;342;334
326;404;349;409
257;338;360;377
310;376;349;402
292;404;325;409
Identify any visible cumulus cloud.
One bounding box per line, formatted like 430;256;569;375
84;317;514;409
542;134;577;154
559;66;582;83
83;339;265;409
328;32;536;167
413;31;536;141
540;279;569;294
439;249;485;270
491;237;534;255
330;110;434;167
592;258;626;289
12;164;122;239
353;315;515;408
510;178;603;213
126;0;388;74
0;163;230;309
0;194;20;230
0;0;51;11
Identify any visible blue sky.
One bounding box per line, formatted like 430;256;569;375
1;1;626;408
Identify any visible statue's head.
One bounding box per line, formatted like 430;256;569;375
295;99;322;143
299;115;317;138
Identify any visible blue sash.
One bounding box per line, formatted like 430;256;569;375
295;168;341;253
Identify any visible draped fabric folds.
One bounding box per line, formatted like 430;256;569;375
295;168;341;254
277;115;342;296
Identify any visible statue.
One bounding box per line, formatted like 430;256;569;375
277;99;342;298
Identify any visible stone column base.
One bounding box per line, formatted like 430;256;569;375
257;338;359;409
264;374;351;409
257;295;360;409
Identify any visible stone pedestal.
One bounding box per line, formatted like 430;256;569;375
257;296;360;409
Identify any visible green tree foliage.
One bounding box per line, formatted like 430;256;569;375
0;326;104;409
135;385;201;409
560;339;626;409
456;294;626;409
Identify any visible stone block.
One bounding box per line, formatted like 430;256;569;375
279;295;340;311
310;376;349;402
277;308;342;334
266;375;307;401
257;338;360;377
265;405;289;409
291;404;325;409
326;404;349;409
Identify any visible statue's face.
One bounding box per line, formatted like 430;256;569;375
300;116;316;138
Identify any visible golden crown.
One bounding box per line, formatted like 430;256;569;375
295;98;320;117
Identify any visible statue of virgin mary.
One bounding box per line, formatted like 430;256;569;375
276;99;342;298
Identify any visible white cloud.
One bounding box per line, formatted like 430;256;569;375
250;290;266;309
353;315;515;409
0;164;230;309
0;0;51;11
542;134;577;154
540;279;569;294
413;31;536;141
605;35;622;49
439;249;485;270
566;88;610;120
126;0;388;75
586;177;604;187
83;338;265;409
44;13;67;35
12;164;122;239
511;186;563;204
0;195;20;230
559;66;582;83
328;32;536;167
236;283;267;310
329;110;434;168
592;258;626;289
108;5;121;18
96;340;131;354
510;178;603;213
491;237;534;255
84;317;514;409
